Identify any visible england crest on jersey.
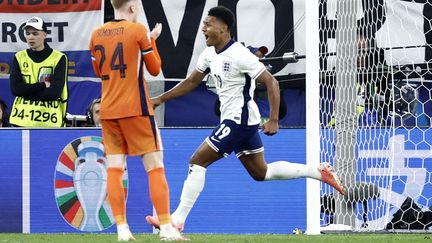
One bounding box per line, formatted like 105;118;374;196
222;60;232;76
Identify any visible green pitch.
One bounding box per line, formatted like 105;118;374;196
0;233;430;243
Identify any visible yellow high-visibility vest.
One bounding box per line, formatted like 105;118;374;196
10;50;68;127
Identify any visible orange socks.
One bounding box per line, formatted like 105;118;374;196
107;167;171;226
148;167;171;225
107;167;127;225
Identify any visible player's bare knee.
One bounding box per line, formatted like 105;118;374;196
189;156;202;167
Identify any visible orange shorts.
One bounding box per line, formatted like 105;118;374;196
101;116;162;156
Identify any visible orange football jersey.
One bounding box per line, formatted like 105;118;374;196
89;20;161;119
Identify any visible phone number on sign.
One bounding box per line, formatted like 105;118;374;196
11;108;58;123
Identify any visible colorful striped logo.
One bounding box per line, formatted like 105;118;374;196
54;136;128;231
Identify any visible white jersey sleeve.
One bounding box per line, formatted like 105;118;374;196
236;48;267;79
195;48;210;74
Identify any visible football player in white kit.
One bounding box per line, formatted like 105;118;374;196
146;6;345;231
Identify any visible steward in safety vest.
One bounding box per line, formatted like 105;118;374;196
9;17;68;127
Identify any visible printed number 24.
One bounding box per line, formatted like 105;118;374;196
94;43;127;78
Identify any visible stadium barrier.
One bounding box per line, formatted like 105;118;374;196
1;128;430;234
0;128;307;234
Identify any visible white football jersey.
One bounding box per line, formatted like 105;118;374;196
196;40;266;126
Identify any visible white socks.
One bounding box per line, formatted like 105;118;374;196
264;161;321;181
171;164;206;225
171;162;319;224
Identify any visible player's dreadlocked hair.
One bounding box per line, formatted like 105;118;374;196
208;6;235;30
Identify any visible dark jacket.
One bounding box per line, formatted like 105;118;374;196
9;43;67;101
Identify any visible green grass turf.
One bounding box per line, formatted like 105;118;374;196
0;233;431;243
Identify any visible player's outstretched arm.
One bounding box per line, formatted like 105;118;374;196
256;70;280;136
151;70;206;107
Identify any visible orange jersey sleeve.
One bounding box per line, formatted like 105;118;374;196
89;20;162;119
143;38;161;76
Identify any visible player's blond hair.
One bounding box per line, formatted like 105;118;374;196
111;0;135;10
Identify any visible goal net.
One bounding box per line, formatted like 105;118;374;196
316;0;432;232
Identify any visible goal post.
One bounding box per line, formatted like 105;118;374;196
305;0;321;235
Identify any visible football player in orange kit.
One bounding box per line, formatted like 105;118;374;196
89;0;187;241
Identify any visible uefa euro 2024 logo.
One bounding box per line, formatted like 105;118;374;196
54;136;128;231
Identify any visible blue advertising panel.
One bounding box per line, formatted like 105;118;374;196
0;130;22;232
0;128;308;234
356;128;432;227
161;128;307;234
2;128;430;233
320;128;432;227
